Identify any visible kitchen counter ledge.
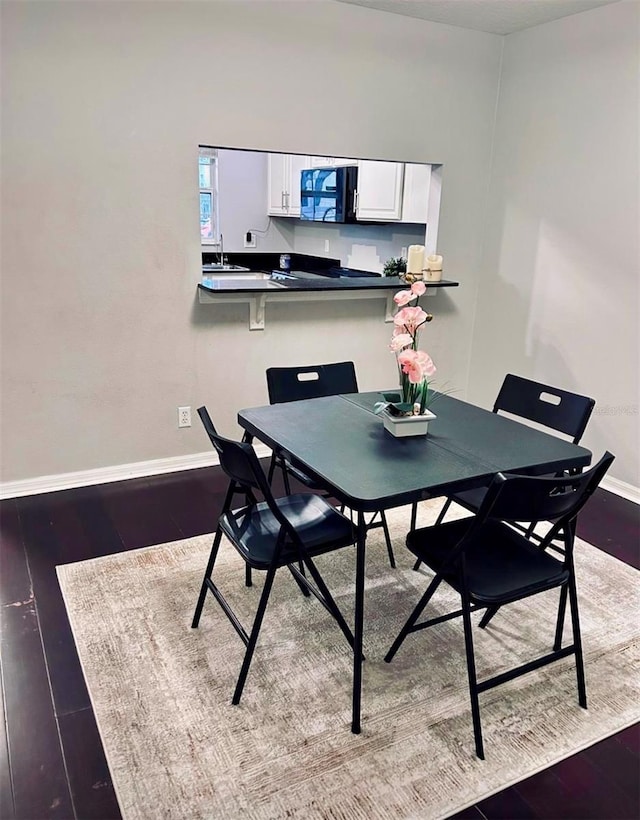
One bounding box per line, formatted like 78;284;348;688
197;275;459;330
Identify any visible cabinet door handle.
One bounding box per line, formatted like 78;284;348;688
281;191;285;209
354;190;359;212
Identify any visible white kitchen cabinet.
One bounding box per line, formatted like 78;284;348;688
309;156;358;168
286;153;309;216
355;160;404;221
401;164;431;223
267;154;288;215
267;153;310;217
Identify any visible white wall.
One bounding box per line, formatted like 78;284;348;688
216;149;294;254
0;1;501;482
467;0;639;487
286;220;426;272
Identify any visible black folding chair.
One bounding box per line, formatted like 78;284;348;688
192;406;358;707
385;451;614;759
266;362;397;569
413;374;595;574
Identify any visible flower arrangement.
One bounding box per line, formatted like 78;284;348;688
375;281;437;418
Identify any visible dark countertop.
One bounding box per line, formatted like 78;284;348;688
199;274;459;295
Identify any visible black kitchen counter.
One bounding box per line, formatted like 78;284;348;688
198;274;459;295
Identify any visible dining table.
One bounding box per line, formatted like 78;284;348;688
237;390;592;733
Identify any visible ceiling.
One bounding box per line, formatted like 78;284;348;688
334;0;621;35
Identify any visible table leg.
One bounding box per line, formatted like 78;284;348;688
352;511;367;734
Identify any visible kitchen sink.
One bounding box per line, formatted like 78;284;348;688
201;271;272;288
202;264;251;273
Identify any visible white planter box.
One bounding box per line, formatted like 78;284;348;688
382;409;436;438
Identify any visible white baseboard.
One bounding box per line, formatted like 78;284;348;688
600;476;640;505
0;445;273;500
1;448;637;504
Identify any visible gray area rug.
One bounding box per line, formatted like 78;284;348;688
57;500;640;820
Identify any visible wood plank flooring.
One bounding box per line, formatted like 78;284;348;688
1;469;638;819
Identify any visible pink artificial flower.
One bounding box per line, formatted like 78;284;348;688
393;305;429;335
397;349;424;384
415;350;437;378
397;349;437;384
411;281;427;296
389;333;413;352
393;289;417;307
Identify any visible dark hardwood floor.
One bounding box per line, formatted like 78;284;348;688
1;470;638;820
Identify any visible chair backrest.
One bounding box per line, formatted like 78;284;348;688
197;406;271;498
266;361;358;405
197;406;302;547
476;451;615;535
493;374;595;443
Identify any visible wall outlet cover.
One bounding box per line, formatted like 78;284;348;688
178;406;192;428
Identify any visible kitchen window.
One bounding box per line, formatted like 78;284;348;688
199;146;219;244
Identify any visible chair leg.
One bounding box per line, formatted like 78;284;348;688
461;593;485;760
413;497;453;571
280;460;291;495
385;573;442;662
410;502;418;532
359;510;396;569
434;497;453;526
232;563;278;705
553;585;568;651
287;563;311;597
267;452;277;485
270;451;292;494
270;466;313;578
379;511;396;568
553;521;572;652
478;605;500;630
303;556;359;654
567;574;587;709
191;528;223;628
245;564;252;588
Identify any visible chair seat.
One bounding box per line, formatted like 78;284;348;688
450;470;575;516
220;493;355;569
449;486;488;512
277;455;321;490
407;519;568;605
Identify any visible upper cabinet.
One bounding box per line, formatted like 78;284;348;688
267;154;433;224
355;161;405;222
401;164;431;224
309;156;359;168
267;153;310;217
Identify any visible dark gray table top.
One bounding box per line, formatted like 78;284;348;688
238;391;592;512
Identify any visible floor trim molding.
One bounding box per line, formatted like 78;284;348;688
0;446;273;500
1;450;637;503
599;475;640;505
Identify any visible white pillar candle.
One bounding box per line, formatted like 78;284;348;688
425;254;443;282
406;245;425;274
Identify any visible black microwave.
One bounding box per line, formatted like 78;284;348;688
300;166;358;223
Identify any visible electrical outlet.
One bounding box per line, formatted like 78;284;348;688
178;406;191;428
244;231;257;248
324;239;330;253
